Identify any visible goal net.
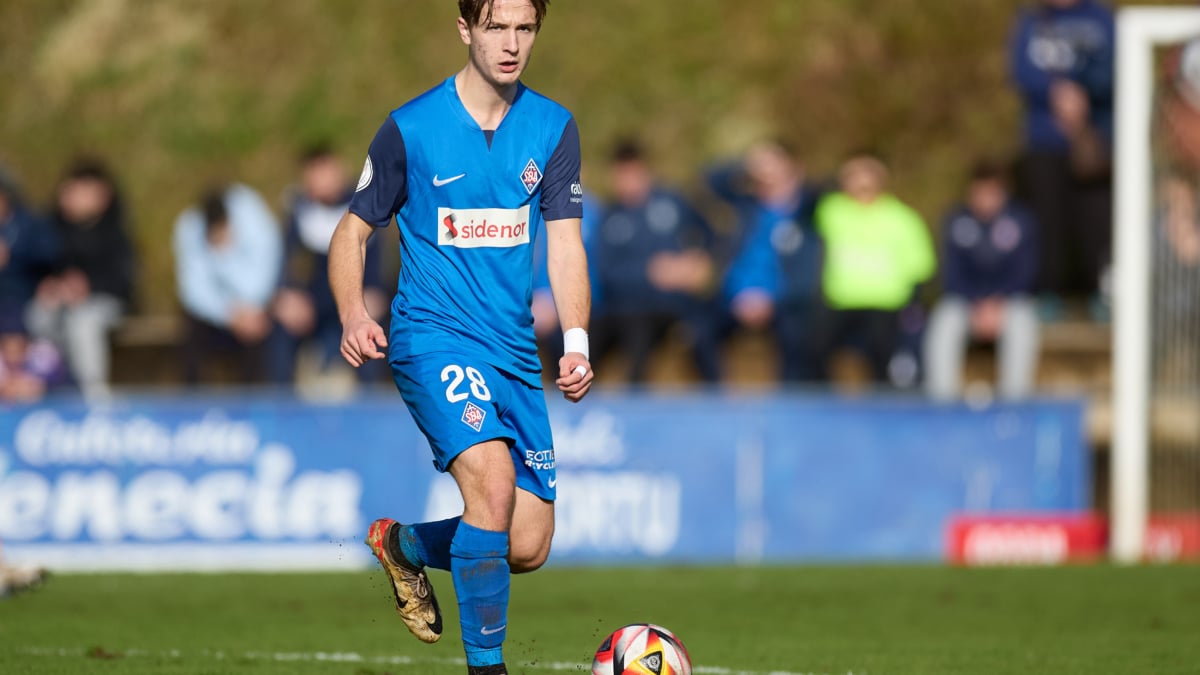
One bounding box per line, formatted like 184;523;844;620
1113;6;1200;562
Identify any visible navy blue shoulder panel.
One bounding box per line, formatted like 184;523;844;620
349;117;408;228
541;117;583;222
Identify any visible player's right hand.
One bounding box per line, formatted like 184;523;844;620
556;353;593;403
340;314;388;367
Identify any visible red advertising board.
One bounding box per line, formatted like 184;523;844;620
947;513;1200;565
946;514;1107;565
1145;513;1200;562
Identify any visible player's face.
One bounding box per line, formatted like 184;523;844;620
459;0;539;89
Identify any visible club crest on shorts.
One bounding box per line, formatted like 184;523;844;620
461;401;486;432
520;158;543;194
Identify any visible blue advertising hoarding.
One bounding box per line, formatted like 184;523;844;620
0;393;1088;570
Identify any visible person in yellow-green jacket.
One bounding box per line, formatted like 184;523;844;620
810;150;936;384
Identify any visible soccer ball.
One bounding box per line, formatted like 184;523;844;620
592;623;692;675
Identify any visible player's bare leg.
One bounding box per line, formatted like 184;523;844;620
365;518;445;643
508;487;554;573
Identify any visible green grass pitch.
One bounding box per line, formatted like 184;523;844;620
1;565;1197;674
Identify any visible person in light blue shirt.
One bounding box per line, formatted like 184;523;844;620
327;2;592;673
172;183;281;384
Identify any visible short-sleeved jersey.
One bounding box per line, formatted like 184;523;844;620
350;76;583;387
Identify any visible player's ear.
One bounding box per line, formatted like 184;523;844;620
457;16;472;46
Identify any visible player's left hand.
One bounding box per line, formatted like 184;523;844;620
556;353;593;403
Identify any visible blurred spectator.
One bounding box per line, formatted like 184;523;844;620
1009;0;1114;304
811;151;936;384
1154;175;1200;387
26;160;135;400
0;310;70;403
924;163;1041;401
267;146;388;386
173;184;282;385
1153;42;1200;389
596;140;714;384
1161;40;1200;172
0;169;58;321
717;140;825;382
531;179;603;381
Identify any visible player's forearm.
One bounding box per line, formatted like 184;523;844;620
549;262;590;333
545;223;591;333
327;212;374;323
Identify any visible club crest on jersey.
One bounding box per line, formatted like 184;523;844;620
520;158;543;194
462;402;486;432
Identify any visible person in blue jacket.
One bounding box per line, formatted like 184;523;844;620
924;162;1041;400
701;140;823;383
0;170;58;323
595;139;714;384
267;145;390;386
1009;0;1113;301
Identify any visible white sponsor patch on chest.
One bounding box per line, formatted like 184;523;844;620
437;206;531;248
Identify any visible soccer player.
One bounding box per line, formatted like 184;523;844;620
327;2;591;674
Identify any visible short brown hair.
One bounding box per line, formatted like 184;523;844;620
969;159;1011;187
459;0;549;29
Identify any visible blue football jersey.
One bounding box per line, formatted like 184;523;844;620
350;76;583;387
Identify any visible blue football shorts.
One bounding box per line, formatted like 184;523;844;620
391;351;556;501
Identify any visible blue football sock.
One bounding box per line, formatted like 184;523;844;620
451;522;510;668
396;517;460;571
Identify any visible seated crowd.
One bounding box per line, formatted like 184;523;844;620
0;0;1124;402
0;140;1082;402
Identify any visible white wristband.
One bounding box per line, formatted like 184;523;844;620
563;327;589;361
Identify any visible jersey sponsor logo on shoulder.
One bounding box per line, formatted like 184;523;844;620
437;206;531;249
520;158;543;194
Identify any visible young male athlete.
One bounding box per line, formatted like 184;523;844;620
327;1;592;673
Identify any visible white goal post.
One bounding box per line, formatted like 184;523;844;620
1112;6;1200;563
